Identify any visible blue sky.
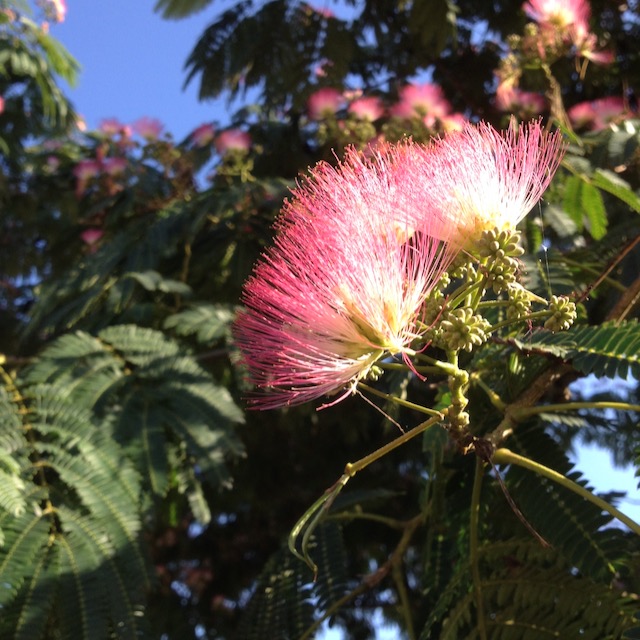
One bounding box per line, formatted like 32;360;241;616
50;0;639;526
54;0;230;139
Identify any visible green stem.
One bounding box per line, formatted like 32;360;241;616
289;413;446;573
493;448;640;536
513;401;640;420
346;412;445;476
561;258;627;293
378;361;441;375
447;279;486;311
488;310;550;334
393;561;416;640
358;382;443;417
470;458;488;640
470;372;507;412
329;511;407;529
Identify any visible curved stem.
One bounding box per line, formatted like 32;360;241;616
378;361;441;375
446;279;486;311
470;372;507;412
470;458;488;640
358;382;443;417
393;561;416;640
289;413;446;573
299;514;424;640
514;401;640;420
492;448;640;536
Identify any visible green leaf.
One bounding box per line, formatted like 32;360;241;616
125;270;193;296
164;303;236;343
0;383;151;639
562;174;585;230
512;321;640;379
592;169;640;214
581;181;607;240
154;0;215;19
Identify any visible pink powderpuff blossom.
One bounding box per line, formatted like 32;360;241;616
80;228;104;246
50;0;66;22
348;96;385;121
190;123;216;147
215;129;252;154
234;143;458;409
307;88;343;120
523;0;590;34
398;119;566;245
133;116;164;141
390;83;451;126
99;118;132;139
568;96;627;130
102;156;128;176
496;83;547;118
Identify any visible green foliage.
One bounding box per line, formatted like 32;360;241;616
0;11;78;155
23;325;245;502
185;0;357;109
0;382;150;639
2;0;640;638
512;321;640;379
154;0;215;19
239;522;349;639
425;539;638;640
164;303;237;345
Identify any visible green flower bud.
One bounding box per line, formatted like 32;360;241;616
506;283;532;321
544;295;577;332
440;307;491;352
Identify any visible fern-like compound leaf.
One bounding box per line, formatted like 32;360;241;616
512;320;640;379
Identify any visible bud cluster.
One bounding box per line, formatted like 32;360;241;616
544;295;577;332
440;307;491;353
477;229;525;294
505;283;532;321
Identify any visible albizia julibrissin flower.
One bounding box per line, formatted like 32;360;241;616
398;118;566;244
234;144;458;409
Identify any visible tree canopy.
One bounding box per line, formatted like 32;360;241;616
1;0;640;638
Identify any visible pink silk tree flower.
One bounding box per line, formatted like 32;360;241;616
348;96;385;121
190;123;216;147
568;96;627;130
399;119;566;245
133;116;164;141
234;144;458;409
523;0;590;34
390;83;451;126
215;129;251;154
307;87;343;120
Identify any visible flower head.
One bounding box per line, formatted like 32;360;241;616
348;96;385;121
190;123;216;147
390;83;451;126
215;129;251;154
496;83;547;118
39;0;66;23
399;119;566;244
234;144;457;409
568;96;627;131
133;116;164;141
307;88;343;120
523;0;590;34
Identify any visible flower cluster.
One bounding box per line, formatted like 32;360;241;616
234;119;567;409
234;144;459;408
